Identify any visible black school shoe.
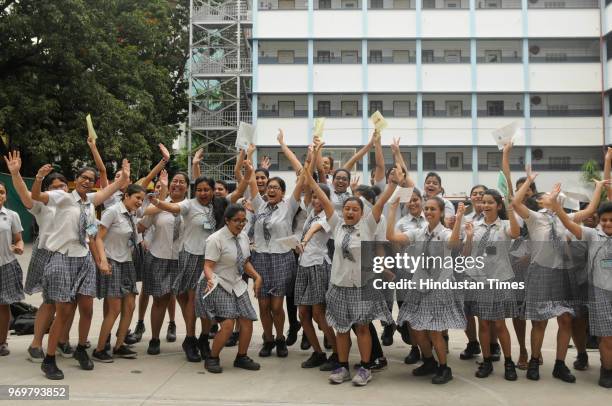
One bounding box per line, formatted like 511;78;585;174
552;361;576;383
205;356;223;373
490;343;501;362
413;357;438;376
404;346;421;365
166;321;177;343
92;349;113;363
41;358;64;380
113;345;138;359
460;341;481;360
302;352;327;368
573;352;589;371
300;334;311;351
319;353;339;371
381;324;396;346
526;358;540;381
397;323;411;345
286;322;301;346
182;336;202;362
147;338;161;355
234;355;261;371
225;331;239;347
73;346;94;370
599;367;612;388
475;359;493;378
275;336;289;357
432;365;453;384
259;340;276;357
504;360;518;381
198;333;211;359
127;320;145;344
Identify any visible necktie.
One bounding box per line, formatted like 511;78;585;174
124;212;137;249
300;214;319;241
234;236;246;276
202;205;216;231
548;213;562;249
422;231;436;269
476;224;494;257
341;224;357;262
78;201;92;247
335;191;350;208
261;204;278;243
172;213;182;242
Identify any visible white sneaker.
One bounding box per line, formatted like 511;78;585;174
352;367;372;386
329;366;351;384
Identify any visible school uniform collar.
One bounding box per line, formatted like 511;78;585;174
407;212;426;223
117;201;129;215
596;228;612;239
220;225;233;239
0;206;7;215
71;190;90;204
478;217;503;229
425;222;446;238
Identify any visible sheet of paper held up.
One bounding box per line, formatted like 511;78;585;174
313;117;325;138
86;114;98;141
370;110;388;132
491;121;520;150
390;186;414;204
277;235;301;250
236;122;256;150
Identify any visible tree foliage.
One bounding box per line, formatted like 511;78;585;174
0;0;189;178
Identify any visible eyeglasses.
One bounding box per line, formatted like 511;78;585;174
230;218;248;225
79;175;95;183
171;180;187;185
334;177;349;182
267;185;281;191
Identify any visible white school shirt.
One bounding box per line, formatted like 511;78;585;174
299;205;331;267
139;199;183;260
396;212;427;233
177;198;218;256
434;193;456;217
100;201;137;263
330;188;353;216
251;194;300;254
45;190;97;257
28;201;55;250
328;211;378;288
524;209;575;269
464;218;514;281
0;206;23;266
103;190;124;210
581;226;612;291
206;226;250;296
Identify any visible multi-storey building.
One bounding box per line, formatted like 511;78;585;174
192;0;612;195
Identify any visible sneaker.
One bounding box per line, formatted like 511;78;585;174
381;324;396;346
599;367;612;388
526;358;540;381
302;352;327;368
320;353;339;371
329;366;351;384
490;343;501;362
41;358;64;380
413;357;438;376
397;323;411;345
113;345;137;359
0;343;8;356
234;355;261;371
92;349;113;363
57;342;74;358
586;335;599;350
275;336;289;357
475;359;493;378
166;321;177;343
404;346;421;365
552;361;576;383
459;341;481;360
208;323;219;339
573;352;589;371
352;367;372;386
124;334;138;346
259;340;275;357
286;322;301;347
28;346;45;363
182;336;202;362
323;335;332;350
128;320;145;344
74;347;94;370
504;360;518;381
198;333;211;359
300;334;311;351
147;338;161;355
205;356;223;373
432;365;453;384
371;357;388;372
104;334;111;353
226;332;239;347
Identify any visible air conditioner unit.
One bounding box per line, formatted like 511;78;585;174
533;148;543;161
529;46;540;55
530;96;542;105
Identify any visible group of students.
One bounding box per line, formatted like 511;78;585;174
0;130;611;390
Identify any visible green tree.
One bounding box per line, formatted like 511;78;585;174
0;0;189;178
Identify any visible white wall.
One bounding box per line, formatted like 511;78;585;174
313;11;362;38
476;117;524;146
607;63;612;92
367;65;417;92
607;4;612;37
475;10;522;38
530;117;602;146
476;65;524;92
527;9;600;38
257;65;309;92
422;65;471;92
422;118;472;145
313;65;363;92
256;118;310;145
421;10;470;38
367;11;417;38
256;11;309;38
529;64;601;93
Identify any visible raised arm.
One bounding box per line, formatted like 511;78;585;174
605;147;612;201
372;169;399;224
92;159;131;207
234;147;248;183
449;202;465;245
231;160;254;204
502;142;514;198
137;144;170;188
372;131;385;183
148;194;181;214
191;147;203;180
385;197;409;243
512;166;538;220
31;165;54;205
4;151;33;209
304;156;334;220
87;135;108;188
572;179;610;224
506;198;520;239
544;184;583;240
342;133;374;171
278;129;303;174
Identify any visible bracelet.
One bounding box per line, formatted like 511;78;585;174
35;175;44;181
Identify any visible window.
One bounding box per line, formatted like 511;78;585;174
369;50;383;63
422;0;435;8
422;50;434;63
317;51;331;63
394;0;410;8
393;101;411;117
319;0;331;8
485;50;502;63
487;152;502;170
342;0;358;8
549;157;570;170
423;152;436;170
487;101;504;116
446;101;463;117
278;50;294;64
278;0;295;9
444;50;461;63
445;0;460;8
484;0;501;8
278;101;295;117
370;0;383;8
341;50;359;64
547;104;569;116
423;101;435;117
545;53;568;62
341;101;358;117
317;101;331;117
369;100;383;116
393;50;410;63
446;152;463;171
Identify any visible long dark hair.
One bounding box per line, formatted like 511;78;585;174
427;196;446;227
194;176;228;232
483;189;507;220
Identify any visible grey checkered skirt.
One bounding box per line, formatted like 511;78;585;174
42;253;97;303
467;286;518;321
142;252;179;298
325;284;393;333
173;250;203;295
195;278;257;321
96;259;138;298
523;263;577;321
398;288;467;332
294;262;331;306
132;243;146;282
0;260;25;305
588;287;612;337
24;243;53;295
251;251;296;297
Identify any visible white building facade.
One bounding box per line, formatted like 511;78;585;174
249;0;612;195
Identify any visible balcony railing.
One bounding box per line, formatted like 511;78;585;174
193;3;252;22
368;56;417;63
422;57;471;64
259;56;308;64
476;0;521;8
476;56;522;63
258;110;309;117
258;1;308;10
529;56;600;63
423;110;472;118
191;110;253;128
314;110;363;117
527;0;598;8
530;108;602;117
368;1;416;10
314;56;363;64
192;57;252;75
477;110;524;117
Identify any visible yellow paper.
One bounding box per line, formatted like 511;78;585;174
370;110;388;132
86;114;98;140
313;117;325;138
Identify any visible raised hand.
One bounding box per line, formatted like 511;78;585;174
193;148;204;165
243;159;254;178
456;201;466;217
37;164;54;179
277;129;285;145
4;151;22;175
247;143;256;156
525;164;538;183
350;175;360;192
119;159;131;186
391;137;400;155
465;221;474;239
606;146;612;163
160;169;168;188
260;156;271;170
159;143;170;162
